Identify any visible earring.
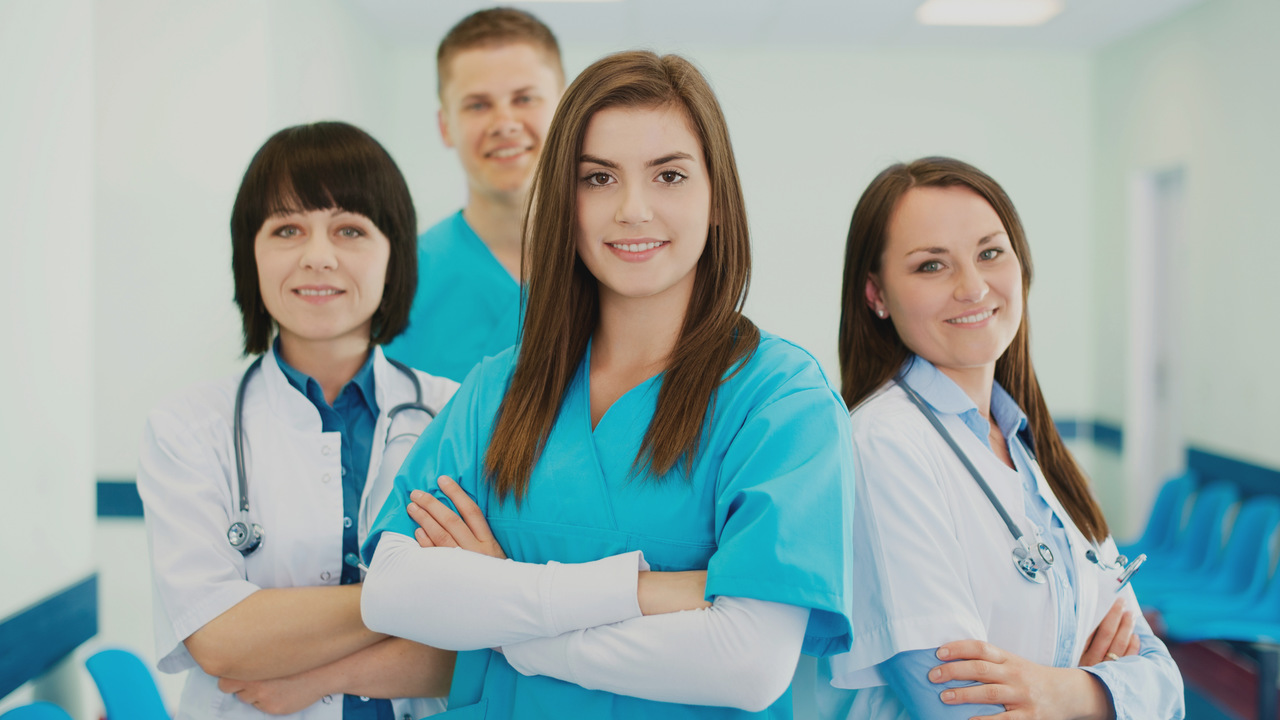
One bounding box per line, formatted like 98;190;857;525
877;309;887;319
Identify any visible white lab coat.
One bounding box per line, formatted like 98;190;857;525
137;346;458;720
819;380;1141;719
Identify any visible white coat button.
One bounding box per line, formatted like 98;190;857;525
359;696;370;702
321;571;332;581
322;446;333;456
322;473;332;483
341;466;347;477
343;516;353;528
321;696;333;705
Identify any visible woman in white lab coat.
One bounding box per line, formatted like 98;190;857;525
821;157;1184;719
137;122;458;720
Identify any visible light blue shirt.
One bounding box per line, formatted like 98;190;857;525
383;211;521;383
878;357;1182;720
366;332;857;719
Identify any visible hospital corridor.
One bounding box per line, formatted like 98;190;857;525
2;0;1278;718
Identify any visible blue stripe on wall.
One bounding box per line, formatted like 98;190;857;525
1056;418;1124;452
0;575;98;699
1054;418;1080;440
1189;447;1280;497
97;479;143;518
1091;421;1124;452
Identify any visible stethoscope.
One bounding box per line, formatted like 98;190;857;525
897;375;1145;588
227;354;437;556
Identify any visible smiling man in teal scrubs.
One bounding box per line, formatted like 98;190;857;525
383;8;565;381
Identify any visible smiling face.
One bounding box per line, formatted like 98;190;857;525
867;185;1023;386
254;207;391;356
574;104;712;309
438;42;563;204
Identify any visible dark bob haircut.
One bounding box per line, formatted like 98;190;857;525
230;121;417;355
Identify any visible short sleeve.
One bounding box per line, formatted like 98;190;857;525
136;407;258;673
362;359;490;564
705;369;856;658
829;406;988;688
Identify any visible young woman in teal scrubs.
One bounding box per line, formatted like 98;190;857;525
359;51;856;719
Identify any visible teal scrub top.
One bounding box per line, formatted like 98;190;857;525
382;211;520;383
365;332;856;719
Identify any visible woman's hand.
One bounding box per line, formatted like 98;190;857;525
637;570;713;615
930;640;1114;720
217;674;326;716
407;476;506;559
1079;598;1140;667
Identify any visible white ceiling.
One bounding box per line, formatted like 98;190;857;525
344;0;1207;51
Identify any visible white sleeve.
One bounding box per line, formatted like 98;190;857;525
137;405;259;673
501;596;809;713
361;532;646;650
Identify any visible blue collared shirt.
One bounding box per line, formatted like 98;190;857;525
880;357;1181;720
274;342;393;720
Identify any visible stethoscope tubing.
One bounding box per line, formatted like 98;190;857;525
897;376;1033;553
896;372;1142;587
228;352;435;555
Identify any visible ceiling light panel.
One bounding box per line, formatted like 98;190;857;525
916;0;1064;26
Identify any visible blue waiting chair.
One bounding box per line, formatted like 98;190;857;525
1132;481;1238;597
1143;495;1280;616
85;648;169;720
1117;470;1197;559
0;703;73;720
1165;554;1280;720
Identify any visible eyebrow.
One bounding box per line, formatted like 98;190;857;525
578;151;696;169
904;232;1006;256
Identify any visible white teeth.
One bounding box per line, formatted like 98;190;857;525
608;241;664;253
948;309;994;324
489;147;525;159
296;288;341;296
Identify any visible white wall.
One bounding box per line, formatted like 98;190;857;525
93;0;406;479
0;1;95;715
1091;0;1280;529
0;0;95;649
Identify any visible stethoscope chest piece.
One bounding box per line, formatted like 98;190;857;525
228;517;264;555
1012;547;1048;584
1037;541;1054;565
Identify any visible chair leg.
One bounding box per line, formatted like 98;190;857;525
1257;645;1278;720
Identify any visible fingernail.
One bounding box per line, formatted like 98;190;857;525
929;668;942;682
936;648;950;659
407;502;421;513
410;490;424;500
439;476;455;486
941;690;955;702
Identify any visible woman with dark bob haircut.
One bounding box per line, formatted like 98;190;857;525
137;121;460;719
819;157;1183;719
358;51;856;718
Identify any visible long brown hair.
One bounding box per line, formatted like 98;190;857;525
485;51;759;504
838;157;1109;542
